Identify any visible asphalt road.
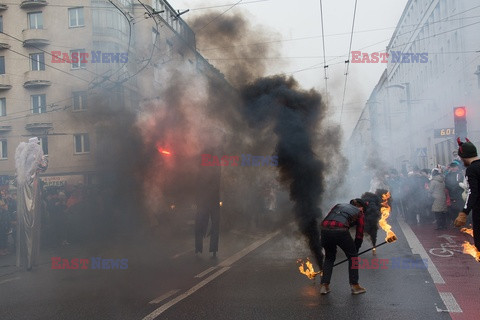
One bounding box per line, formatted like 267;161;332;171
0;218;453;320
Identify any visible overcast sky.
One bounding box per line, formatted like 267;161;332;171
168;0;409;138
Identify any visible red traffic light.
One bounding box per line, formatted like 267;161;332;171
454;107;466;118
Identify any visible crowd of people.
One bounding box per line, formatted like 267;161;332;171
0;182;88;257
370;160;468;230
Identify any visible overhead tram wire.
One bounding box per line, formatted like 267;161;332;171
319;0;328;106
196;0;243;32
340;0;358;124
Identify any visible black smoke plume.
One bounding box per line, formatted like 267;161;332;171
240;75;326;269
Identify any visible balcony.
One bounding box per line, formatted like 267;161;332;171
20;0;47;9
26;122;53;131
0;126;12;133
22;28;50;47
24;71;51;88
0;74;12;90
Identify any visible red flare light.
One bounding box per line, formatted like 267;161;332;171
156;143;172;156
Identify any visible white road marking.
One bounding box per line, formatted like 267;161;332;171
142;267;230;320
0;276;20;285
219;230;280;267
437;292;463;313
148;289;180;305
143;230;280;319
438;234;456;244
171;249;193;259
397;217;445;284
194;266;217;278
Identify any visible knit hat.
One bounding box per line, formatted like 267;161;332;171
457;137;477;158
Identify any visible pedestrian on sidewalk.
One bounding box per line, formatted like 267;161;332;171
429;170;448;230
318;199;367;295
454;138;480;251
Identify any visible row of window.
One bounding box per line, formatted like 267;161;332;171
0;134;90;159
0;92;86;116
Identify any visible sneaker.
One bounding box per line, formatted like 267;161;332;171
319;284;330;295
351;284;366;295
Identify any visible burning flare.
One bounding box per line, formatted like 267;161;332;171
297;258;322;280
462;241;480;262
379;192;397;243
156;142;172;155
461;228;474;237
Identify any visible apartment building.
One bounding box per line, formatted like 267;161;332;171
0;0;216;188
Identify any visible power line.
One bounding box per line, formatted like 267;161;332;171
319;0;328;106
340;0;358;124
196;0;243;32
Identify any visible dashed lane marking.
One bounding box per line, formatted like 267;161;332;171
149;289;180;305
194;266;217;278
0;276;20;285
142;267;230;320
142;229;280;319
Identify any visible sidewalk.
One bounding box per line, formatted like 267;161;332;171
408;221;480;320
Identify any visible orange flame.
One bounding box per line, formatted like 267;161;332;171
461;228;474;237
462;241;480;262
296;258;322;280
379;192;397;243
156;142;172;155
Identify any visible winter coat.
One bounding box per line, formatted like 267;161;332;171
429;175;448;212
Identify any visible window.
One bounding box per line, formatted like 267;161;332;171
39;137;48;155
30;53;45;71
0;98;5;116
70;49;86;69
0;140;6;159
28;12;43;29
0;56;4;75
69;7;84;28
74;134;90;154
0;16;3;33
31;94;46;114
73;91;87;111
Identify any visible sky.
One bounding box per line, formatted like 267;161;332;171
167;0;410;139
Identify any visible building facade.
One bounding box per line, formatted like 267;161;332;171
348;0;480;173
0;0;217;188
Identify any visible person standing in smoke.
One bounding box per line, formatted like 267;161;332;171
454;138;480;251
445;161;464;224
319;199;367;295
429;169;448;230
195;130;223;258
14;137;48;270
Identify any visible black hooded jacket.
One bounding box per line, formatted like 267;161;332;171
463;159;480;215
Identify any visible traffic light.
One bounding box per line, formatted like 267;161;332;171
453;106;467;138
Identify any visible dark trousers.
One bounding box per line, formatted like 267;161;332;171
434;211;447;229
320;229;359;285
473;210;480;252
195;207;220;253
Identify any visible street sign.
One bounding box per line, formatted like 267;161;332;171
416;148;427;157
434;128;455;138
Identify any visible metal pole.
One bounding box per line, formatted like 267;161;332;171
333;241;388;267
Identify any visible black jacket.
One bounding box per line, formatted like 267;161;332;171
463;159;480;215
